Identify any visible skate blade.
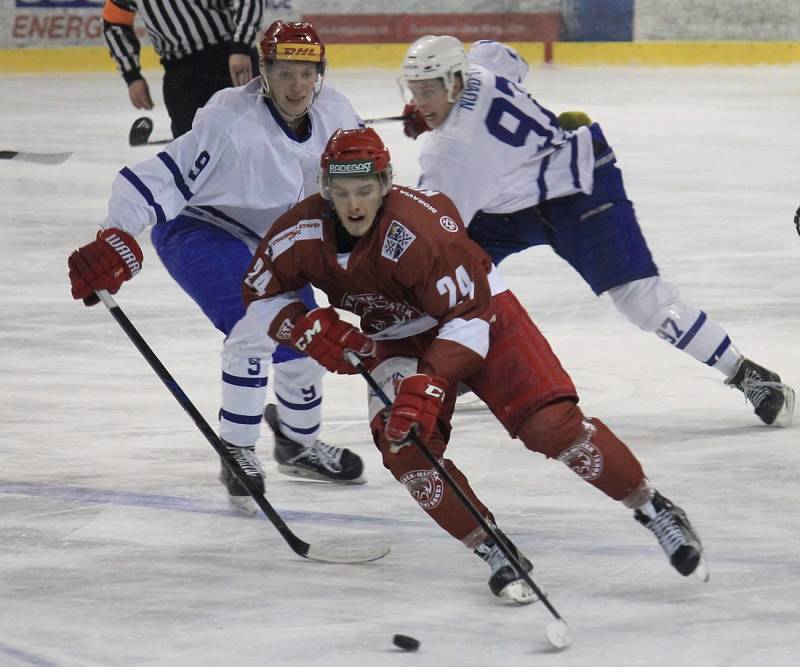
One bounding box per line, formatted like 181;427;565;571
498;580;540;606
277;463;366;485
227;494;257;517
771;384;796;428
693;556;710;582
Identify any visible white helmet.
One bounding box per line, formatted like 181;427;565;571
401;35;469;103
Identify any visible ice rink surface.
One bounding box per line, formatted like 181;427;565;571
1;64;799;666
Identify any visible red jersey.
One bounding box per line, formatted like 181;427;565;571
243;185;508;382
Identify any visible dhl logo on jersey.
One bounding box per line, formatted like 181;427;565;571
276;44;323;62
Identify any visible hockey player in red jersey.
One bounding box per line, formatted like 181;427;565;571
242;127;708;602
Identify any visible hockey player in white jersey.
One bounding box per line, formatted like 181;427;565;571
68;21;367;515
399;37;795;427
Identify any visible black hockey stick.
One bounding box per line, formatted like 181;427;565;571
364;114;410;125
345;351;573;649
0;150;72;164
93;289;389;564
128;113;409;147
129;117;170;146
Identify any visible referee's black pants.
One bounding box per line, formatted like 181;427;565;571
162;44;259;138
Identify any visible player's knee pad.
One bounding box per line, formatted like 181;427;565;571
518;399;586;460
273;355;325;389
607;275;683;332
224;304;279;360
521;400;610;484
522;402;645;500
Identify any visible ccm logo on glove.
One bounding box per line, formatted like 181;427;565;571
293;317;322;351
290;307;376;374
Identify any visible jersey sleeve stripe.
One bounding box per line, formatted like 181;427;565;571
568;134;580;189
536;154;551;202
157;151;193;201
120;167;166;224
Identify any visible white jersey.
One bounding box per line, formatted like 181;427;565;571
103;79;363;249
417;43;596;226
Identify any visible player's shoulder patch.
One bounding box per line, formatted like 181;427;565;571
268;218;323;260
381;220;416;262
439;215;459;233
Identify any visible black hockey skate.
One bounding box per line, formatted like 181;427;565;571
218;441;265;517
264;404;365;484
725;358;795;427
635;491;708;581
474;531;538;605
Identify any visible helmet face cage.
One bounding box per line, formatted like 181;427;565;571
400;35;470;103
319;128;393;200
259;21;327;99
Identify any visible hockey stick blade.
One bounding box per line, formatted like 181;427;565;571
345;350;573;649
94;290;390;565
305;539;391;564
128;116;154;146
128;117;171;146
0;150;73;164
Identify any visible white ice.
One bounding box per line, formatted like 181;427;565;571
1;64;799;667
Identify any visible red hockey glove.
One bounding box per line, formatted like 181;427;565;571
385;374;447;451
291;307;376;374
68;228;143;306
402;102;430;140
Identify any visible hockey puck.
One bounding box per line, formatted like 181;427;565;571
392;634;420;651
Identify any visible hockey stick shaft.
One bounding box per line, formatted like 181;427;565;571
363;115;410;125
0;150;73;164
128;114;407;147
345;351;567;623
94;289;313;559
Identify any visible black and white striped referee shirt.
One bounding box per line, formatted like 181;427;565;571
103;0;264;84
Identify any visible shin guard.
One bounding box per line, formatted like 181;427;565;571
519;400;645;501
371;413;494;546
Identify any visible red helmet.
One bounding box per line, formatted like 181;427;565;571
320;128;393;199
260;20;326;66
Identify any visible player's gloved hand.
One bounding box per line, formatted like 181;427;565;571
68;228;143;306
557;110;592;130
385;374;447;453
794;205;800;237
402;102;431;140
291;307;376;374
